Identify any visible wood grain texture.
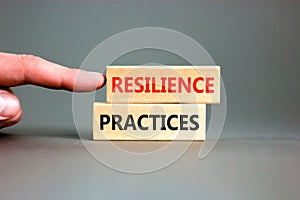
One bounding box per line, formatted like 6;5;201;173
93;103;206;140
106;66;220;104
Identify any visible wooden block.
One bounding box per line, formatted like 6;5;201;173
93;103;206;140
106;66;220;104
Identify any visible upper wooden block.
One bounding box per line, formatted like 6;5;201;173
106;66;220;104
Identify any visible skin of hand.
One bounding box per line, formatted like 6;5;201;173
0;52;106;129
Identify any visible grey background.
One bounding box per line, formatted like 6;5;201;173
0;0;300;199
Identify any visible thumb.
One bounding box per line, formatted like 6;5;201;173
0;90;22;125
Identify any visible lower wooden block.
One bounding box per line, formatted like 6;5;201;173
93;103;206;140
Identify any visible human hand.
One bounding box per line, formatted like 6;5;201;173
0;52;106;129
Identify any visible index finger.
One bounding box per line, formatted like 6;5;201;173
0;52;106;92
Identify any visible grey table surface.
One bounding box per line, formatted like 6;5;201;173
1;127;300;200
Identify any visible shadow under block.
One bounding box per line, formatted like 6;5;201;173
93;103;206;141
106;66;220;104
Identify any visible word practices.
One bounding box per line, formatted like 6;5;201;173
93;103;206;140
106;66;220;104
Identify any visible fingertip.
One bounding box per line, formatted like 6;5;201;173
97;74;106;89
72;70;106;92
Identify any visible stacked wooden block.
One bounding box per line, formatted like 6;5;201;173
93;66;220;140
